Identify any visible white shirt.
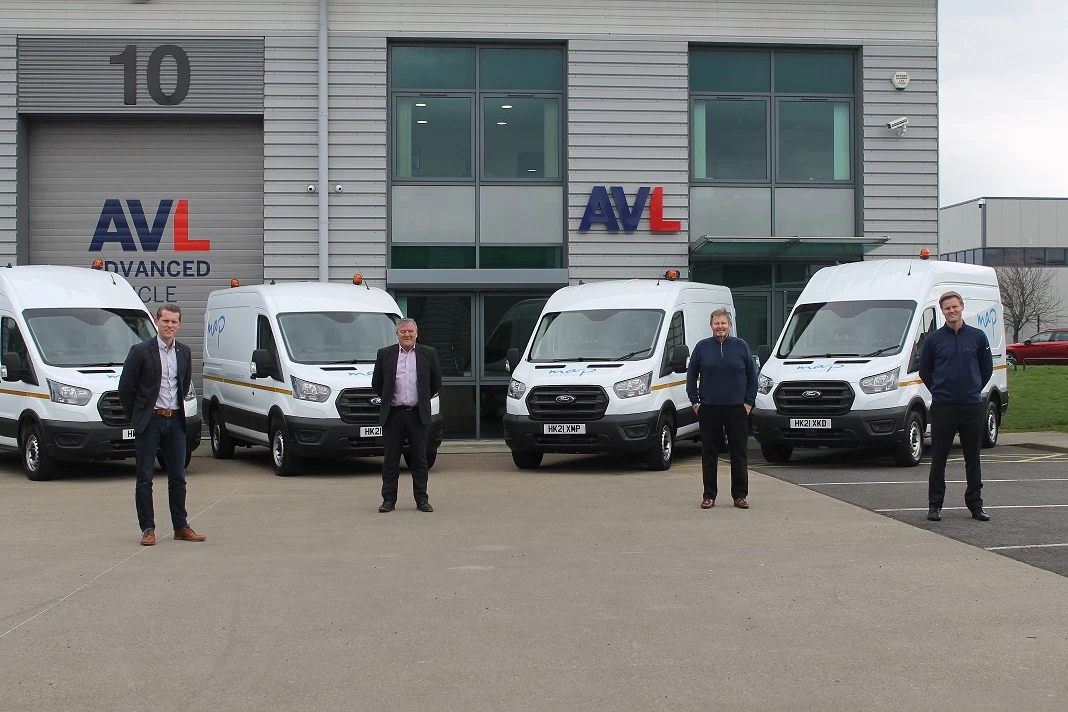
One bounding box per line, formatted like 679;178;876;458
154;336;180;410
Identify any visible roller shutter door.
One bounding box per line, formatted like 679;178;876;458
26;117;264;386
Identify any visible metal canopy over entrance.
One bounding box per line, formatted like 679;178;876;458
690;236;890;261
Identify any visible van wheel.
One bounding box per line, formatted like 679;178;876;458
270;417;300;476
21;422;56;481
512;450;543;470
646;415;674;471
893;411;924;467
760;443;793;463
982;400;999;449
403;449;438;470
210;409;235;459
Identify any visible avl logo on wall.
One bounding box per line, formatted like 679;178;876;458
579;186;682;233
89;198;212;304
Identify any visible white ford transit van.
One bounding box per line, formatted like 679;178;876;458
201;279;444;475
751;259;1009;467
504;275;735;471
0;264;201;480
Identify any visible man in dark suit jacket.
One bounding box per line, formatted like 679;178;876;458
371;318;442;513
118;303;205;546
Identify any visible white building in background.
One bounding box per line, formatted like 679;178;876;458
0;0;938;438
939;197;1068;331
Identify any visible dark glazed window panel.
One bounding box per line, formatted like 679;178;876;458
777;101;851;181
774;52;854;94
400;295;472;378
694;99;767;180
690;49;771;93
439;385;477;438
480;48;564;91
479;246;562;269
691;262;772;289
391;46;475;89
483;97;561;179
483;294;550;377
395;97;472;178
391;246;476;269
479;385;509;438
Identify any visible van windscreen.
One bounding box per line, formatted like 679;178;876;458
23;308;156;367
528;309;664;362
777;300;917;359
276;311;399;364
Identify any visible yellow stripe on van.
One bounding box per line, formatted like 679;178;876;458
652;379;687;391
0;387;50;399
202;374;293;396
898;379;924;387
993;364;1009;371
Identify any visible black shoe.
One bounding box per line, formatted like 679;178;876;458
927;506;941;521
378;500;395;513
971;507;990;521
416;501;434;513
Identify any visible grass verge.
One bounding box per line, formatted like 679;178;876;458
1001;365;1068;433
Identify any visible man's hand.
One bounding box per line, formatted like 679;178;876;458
692;403;700;415
744;404;753;415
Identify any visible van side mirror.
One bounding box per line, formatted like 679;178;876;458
506;347;520;375
757;344;771;365
2;352;23;382
669;344;689;372
251;349;275;379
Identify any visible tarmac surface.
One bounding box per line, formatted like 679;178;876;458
1;435;1067;711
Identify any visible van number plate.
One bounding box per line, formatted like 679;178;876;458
360;426;382;437
790;418;831;429
544;424;585;435
122;428;136;440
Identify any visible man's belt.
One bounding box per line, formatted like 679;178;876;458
152;408;177;417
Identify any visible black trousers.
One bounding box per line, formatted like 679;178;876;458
134;413;188;533
699;404;749;501
381;406;430;505
928;402;985;510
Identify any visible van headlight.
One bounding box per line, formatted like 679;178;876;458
859;367;900;394
48;380;92;406
185;382;196;402
508;379;527;400
291;376;331;402
614;372;652;399
758;374;774;395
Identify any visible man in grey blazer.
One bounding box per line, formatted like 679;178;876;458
118;303;205;546
371;318;442;513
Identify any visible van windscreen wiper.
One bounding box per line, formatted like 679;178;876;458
862;345;901;357
613;350;651;361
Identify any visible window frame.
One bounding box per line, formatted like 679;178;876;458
689;96;771;183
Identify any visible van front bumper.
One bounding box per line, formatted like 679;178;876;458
503;411;661;454
282;413;445;458
749;407;908;449
40;415;202;461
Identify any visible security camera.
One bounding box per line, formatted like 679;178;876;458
334;184;344;193
886;116;908;135
307;184;316;193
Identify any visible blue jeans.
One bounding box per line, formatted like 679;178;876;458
134;414;188;533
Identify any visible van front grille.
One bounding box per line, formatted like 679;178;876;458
526;386;608;421
97;391;130;426
336;388;382;424
773;381;855;416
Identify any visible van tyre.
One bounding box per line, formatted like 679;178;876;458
646;415;674;471
894;411;924;467
982;400;999;449
21;421;55;481
270;417;300;476
210;408;235;459
760;443;793;463
403;449;438;470
512;450;543;470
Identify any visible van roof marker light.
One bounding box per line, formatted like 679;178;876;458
664;269;680;281
231;278;240;288
920;248;931;260
353;273;364;286
91;258;104;270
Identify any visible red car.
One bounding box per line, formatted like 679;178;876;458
1006;328;1068;366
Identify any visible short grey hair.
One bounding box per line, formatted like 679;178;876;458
710;308;731;324
397;318;418;331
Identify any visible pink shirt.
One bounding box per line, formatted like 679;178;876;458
392;345;418;406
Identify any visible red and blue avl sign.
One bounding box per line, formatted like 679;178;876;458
89;198;211;304
579;186;682;233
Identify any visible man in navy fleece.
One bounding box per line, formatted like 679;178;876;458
686;308;757;510
920;291;994;522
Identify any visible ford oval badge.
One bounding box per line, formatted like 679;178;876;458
801;390;822;399
370;397;382;406
556;395;576;404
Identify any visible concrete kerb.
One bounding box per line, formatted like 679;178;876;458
998;431;1068;454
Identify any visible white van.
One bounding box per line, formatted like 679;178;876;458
751;258;1009;467
504;275;735;470
0;264;201;480
201;279;444;475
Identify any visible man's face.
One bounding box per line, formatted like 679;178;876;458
940;297;964;326
711;315;731;339
155;309;181;341
397;322;418;349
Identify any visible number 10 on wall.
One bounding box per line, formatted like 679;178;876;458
109;44;191;106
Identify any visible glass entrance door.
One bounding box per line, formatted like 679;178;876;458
733;293;771;364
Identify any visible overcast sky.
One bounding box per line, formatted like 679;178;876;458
939;1;1068;206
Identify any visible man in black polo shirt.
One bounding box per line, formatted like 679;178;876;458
919;291;994;522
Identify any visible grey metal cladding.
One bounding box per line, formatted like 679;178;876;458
0;36;14;263
17;37;264;114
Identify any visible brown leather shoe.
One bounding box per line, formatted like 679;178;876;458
734;498;749;509
140;530;156;546
174;526;206;542
700;499;715;509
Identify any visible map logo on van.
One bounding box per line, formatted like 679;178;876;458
579;186;682;233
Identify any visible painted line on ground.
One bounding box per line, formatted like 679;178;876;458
804;478;1068;486
985;543;1068;551
876;504;1068;513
